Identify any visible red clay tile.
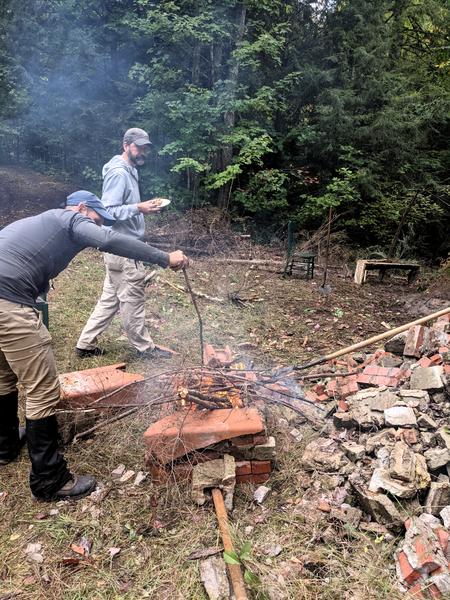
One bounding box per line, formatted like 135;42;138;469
144;407;265;464
59;363;145;408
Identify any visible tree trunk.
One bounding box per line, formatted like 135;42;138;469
216;3;246;209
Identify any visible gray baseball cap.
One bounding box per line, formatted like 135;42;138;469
123;127;152;146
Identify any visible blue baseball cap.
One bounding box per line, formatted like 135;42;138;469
66;190;116;226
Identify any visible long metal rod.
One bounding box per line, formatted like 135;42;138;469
295;306;450;370
211;488;248;600
183;267;205;365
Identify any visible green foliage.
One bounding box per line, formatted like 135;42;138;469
0;0;448;258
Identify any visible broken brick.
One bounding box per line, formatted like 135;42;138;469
419;357;432;368
318;498;331;512
428;584;442;599
429;354;443;365
236;473;270;484
407;583;425;598
357;365;407;388
397;550;421;585
435;529;449;554
404;326;428;358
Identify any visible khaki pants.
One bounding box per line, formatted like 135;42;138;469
77;254;155;353
0;299;61;420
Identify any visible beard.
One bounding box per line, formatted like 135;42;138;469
127;149;146;167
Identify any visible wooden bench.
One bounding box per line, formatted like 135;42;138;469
354;260;420;285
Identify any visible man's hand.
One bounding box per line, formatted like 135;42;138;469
137;198;166;214
168;250;190;271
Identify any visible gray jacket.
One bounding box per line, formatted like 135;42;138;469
101;155;145;239
0;209;170;307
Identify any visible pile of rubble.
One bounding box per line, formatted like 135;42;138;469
299;313;450;597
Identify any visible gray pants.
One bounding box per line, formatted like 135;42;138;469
77;254;155;353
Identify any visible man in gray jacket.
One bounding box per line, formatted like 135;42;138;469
76;128;172;358
0;190;188;502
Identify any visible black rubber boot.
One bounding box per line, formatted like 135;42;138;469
0;391;26;465
26;415;96;502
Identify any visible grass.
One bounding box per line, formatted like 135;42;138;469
0;244;421;599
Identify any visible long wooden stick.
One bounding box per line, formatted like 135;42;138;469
295;306;450;370
211;488;248;600
183;268;205;365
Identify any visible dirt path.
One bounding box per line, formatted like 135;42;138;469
0;165;74;228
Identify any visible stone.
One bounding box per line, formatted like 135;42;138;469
254;485;271;504
410;366;445;391
289;428;303;442
399;389;430;412
191;455;236;511
424;448;450;471
425;482;450;516
350;482;403;530
111;464;126;479
385;332;407;355
384;406;417;427
379;354;404;368
330;504;362;528
418;513;442;529
437;428;450;450
341;442;366;462
424;481;450;516
302;438;349;472
389;441;415;482
199;556;230;600
365;429;397;455
244;436;277;461
439;506;450;528
369;467;417;498
417;413;438;430
119;469;135;483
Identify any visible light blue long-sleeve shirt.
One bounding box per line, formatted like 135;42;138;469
101;155;145;239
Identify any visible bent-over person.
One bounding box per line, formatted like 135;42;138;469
0;190;188;502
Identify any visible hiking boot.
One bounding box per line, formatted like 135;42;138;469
53;474;97;501
76;346;105;358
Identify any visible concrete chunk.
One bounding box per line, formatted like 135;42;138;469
199;556;230;600
425;481;450;515
410;366;444;391
440;505;450;528
384;406;417;428
191;455;236;511
424;448;450;471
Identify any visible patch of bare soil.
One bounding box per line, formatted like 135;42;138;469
0;165;74;228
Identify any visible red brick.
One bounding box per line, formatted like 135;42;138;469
407;583;425;599
428;584;442;599
251;460;272;475
418;357;432;368
430;354;443;365
338;399;349;412
436;529;449;554
304;390;320;403
404;326;427;358
414;536;442;574
397;551;421;585
444;365;450;376
317;394;329;402
313;383;326;395
235;461;252;476
438;346;449;354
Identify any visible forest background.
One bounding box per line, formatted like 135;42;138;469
0;0;449;261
